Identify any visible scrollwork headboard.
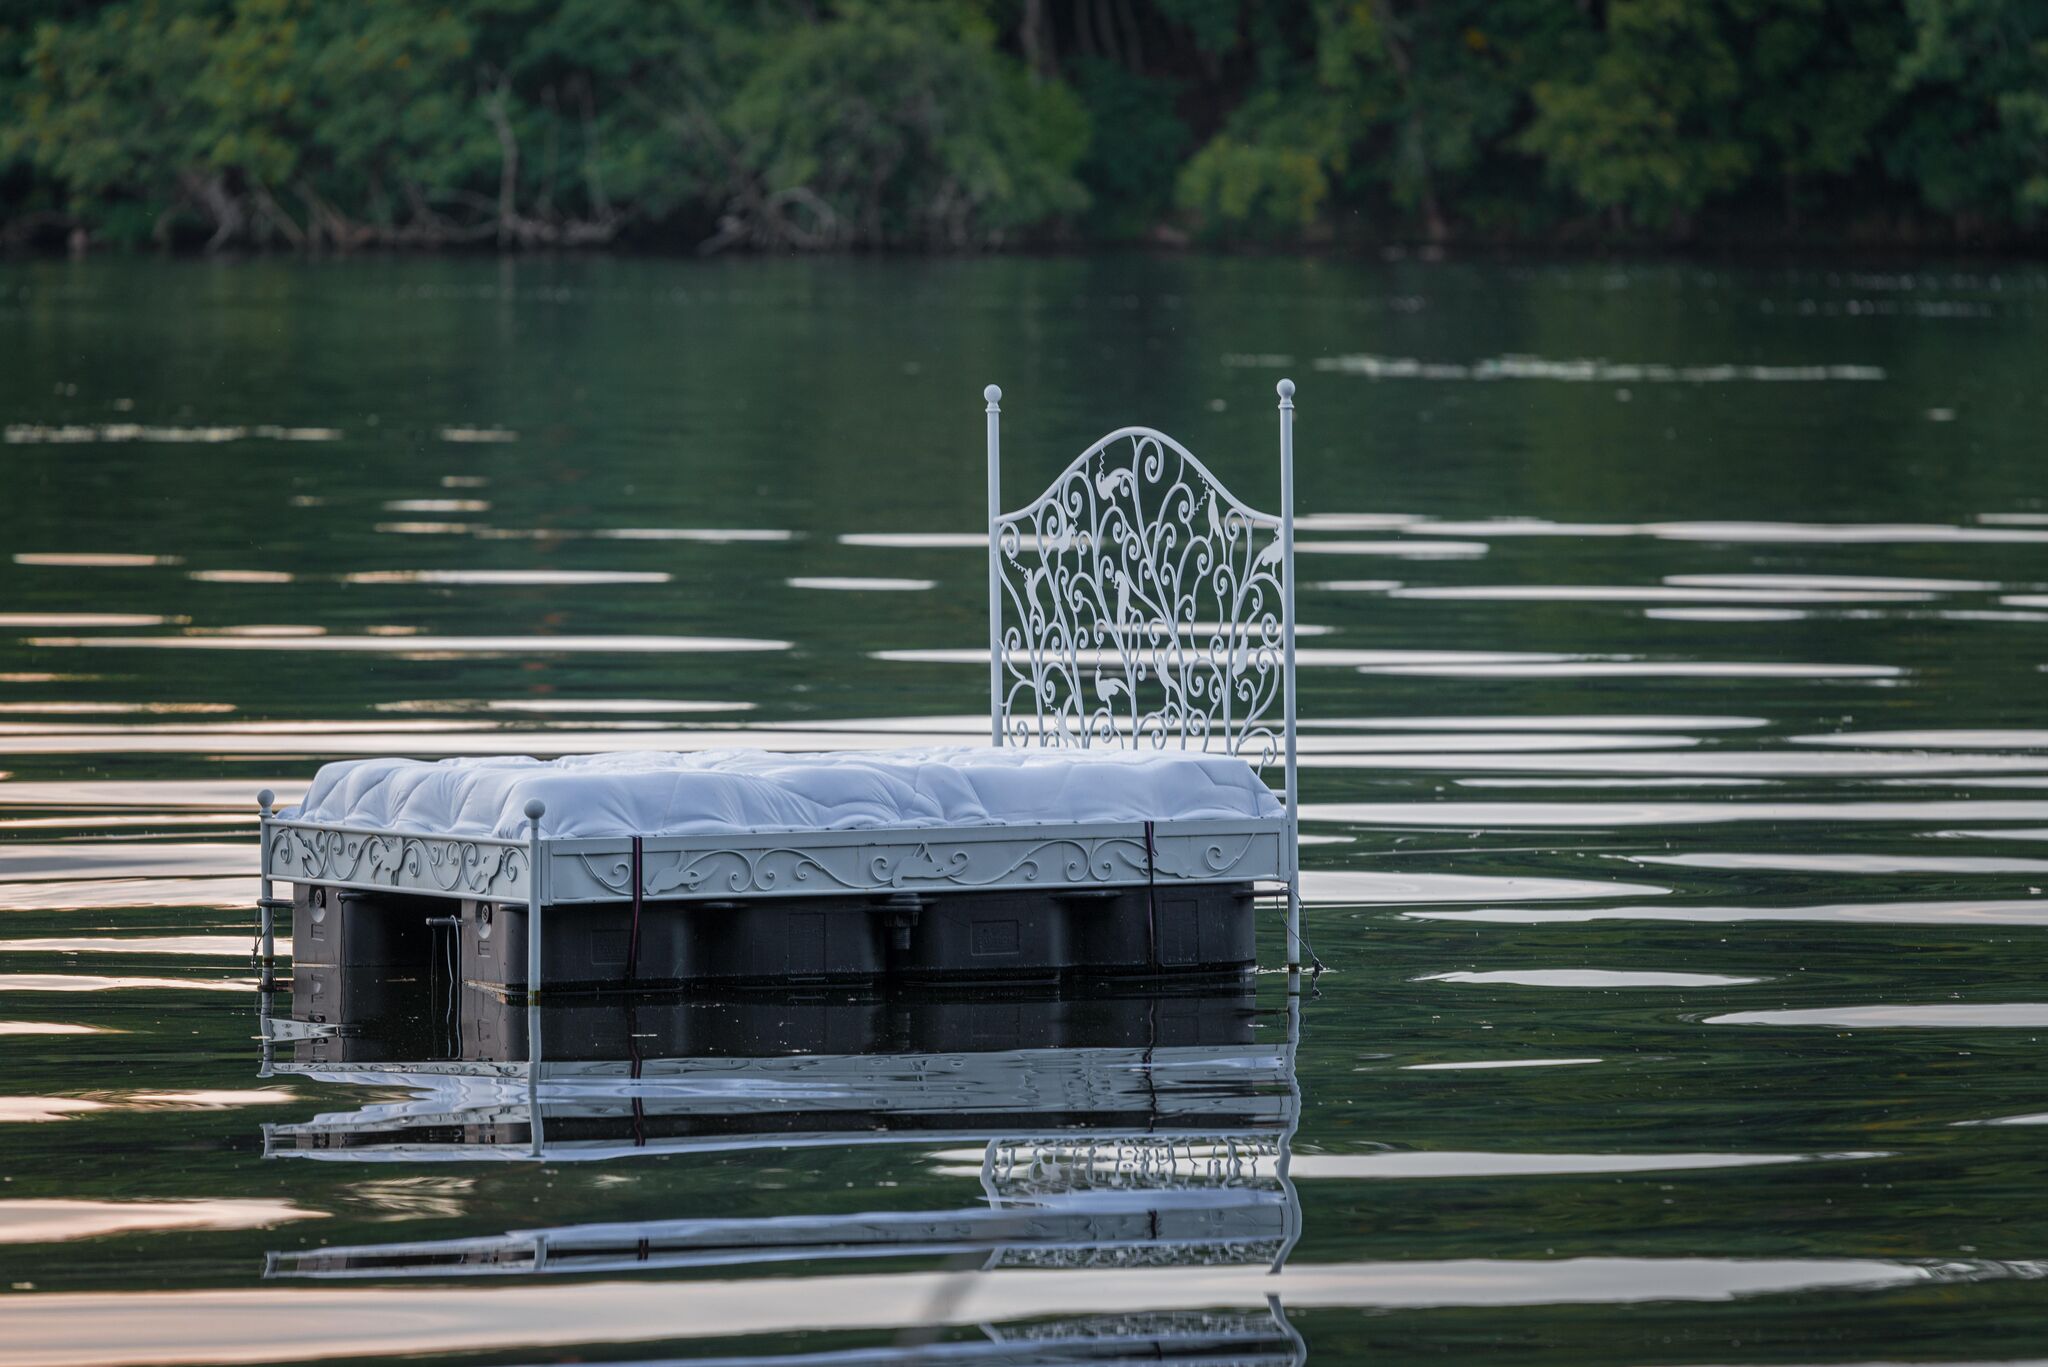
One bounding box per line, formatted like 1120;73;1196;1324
982;381;1299;810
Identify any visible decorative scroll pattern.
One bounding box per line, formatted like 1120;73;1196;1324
986;1135;1286;1197
991;1238;1289;1271
995;428;1287;769
983;1135;1290;1271
561;830;1271;903
984;1311;1297;1350
268;823;528;899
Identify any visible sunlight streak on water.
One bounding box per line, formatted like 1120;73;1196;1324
27;633;793;654
1304;799;2048;827
1643;607;1812;621
785;576;936;591
340;570;670;585
1387;585;1936;603
1706;1004;2048;1028
0;1199;323;1243
0;879;260;912
0;1256;2001;1366
0;614;176;628
0;1022;116;1036
0;973;260;993
1302;871;1669;904
1421;970;1764;988
1409;900;2048;926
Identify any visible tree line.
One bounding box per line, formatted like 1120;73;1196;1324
2;0;2042;254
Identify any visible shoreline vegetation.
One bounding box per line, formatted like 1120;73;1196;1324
3;1;2044;258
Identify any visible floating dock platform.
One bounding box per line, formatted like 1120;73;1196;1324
256;383;1309;995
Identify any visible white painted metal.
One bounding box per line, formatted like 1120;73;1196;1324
544;817;1283;903
263;817;1283;904
990;423;1289;768
1277;378;1301;972
983;381;1303;966
259;388;1305;960
265;818;533;899
255;788;278;988
985;382;1004;747
524;798;545;1002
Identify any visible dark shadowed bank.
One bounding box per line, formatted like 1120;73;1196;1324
3;0;2044;256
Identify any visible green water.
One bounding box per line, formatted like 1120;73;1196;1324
2;255;2046;1364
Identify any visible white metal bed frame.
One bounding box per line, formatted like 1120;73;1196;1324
983;378;1301;971
256;380;1302;992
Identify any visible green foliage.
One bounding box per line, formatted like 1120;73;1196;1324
1891;0;2048;223
1177;132;1330;240
2;0;2043;250
13;1;223;240
1071;56;1185;239
727;1;1086;247
1518;0;1753;230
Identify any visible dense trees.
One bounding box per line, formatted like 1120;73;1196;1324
2;0;2043;253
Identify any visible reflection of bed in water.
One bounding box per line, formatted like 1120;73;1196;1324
261;986;1301;1298
263;1048;1292;1161
268;1146;1292;1276
265;985;1293;1158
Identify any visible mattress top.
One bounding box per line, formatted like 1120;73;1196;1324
284;746;1284;841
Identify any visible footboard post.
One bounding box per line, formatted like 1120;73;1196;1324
524;799;546;1003
984;383;1004;747
1277;379;1301;975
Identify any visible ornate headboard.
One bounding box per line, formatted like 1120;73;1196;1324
982;381;1299;798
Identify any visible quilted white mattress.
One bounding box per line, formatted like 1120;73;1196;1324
286;746;1283;840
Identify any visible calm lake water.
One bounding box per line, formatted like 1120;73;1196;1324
2;255;2046;1365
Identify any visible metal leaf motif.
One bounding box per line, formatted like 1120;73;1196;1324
995;428;1287;769
268;822;527;898
570;832;1271;900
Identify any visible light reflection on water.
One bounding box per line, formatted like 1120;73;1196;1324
1;254;2045;1365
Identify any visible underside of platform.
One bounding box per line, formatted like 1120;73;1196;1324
291;878;1262;1007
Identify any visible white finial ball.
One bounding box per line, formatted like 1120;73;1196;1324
983;384;1002;404
256;788;275;812
1276;378;1296;400
523;798;546;820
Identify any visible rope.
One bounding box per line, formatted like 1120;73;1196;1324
1286;884;1328;978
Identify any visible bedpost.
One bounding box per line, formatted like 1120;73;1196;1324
984;383;1004;748
524;798;546;1003
1277;379;1301;977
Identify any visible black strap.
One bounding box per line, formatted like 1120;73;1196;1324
626;835;643;985
1143;818;1158;967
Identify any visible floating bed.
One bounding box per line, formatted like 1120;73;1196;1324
260;382;1305;994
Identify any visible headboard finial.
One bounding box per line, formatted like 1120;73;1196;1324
1276;377;1295;405
983;384;1002;409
